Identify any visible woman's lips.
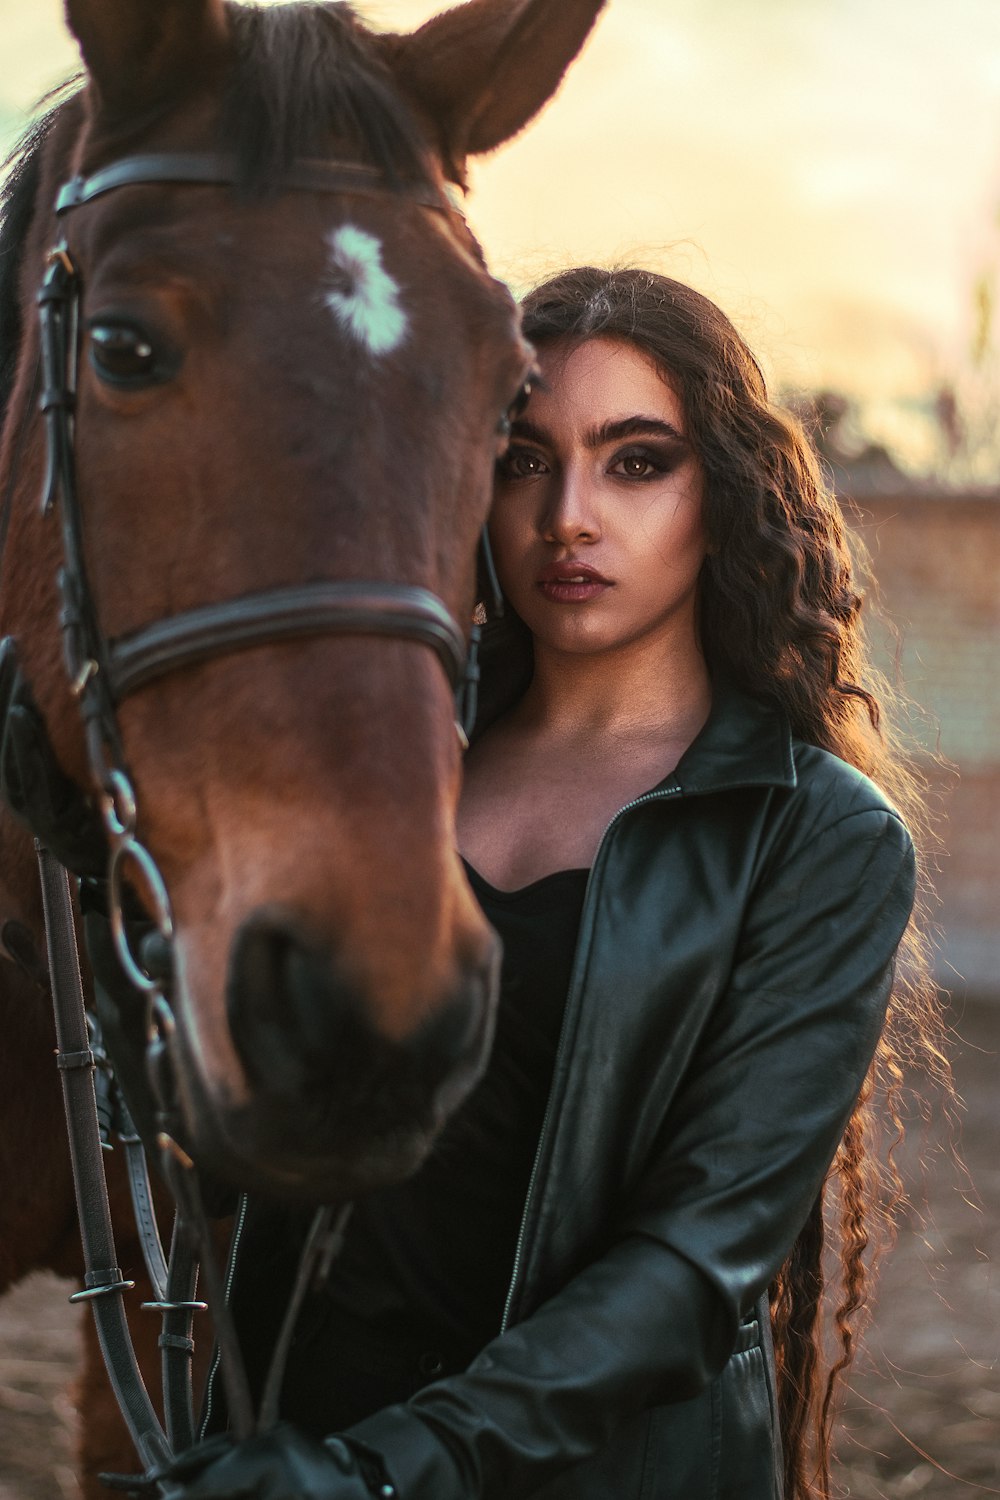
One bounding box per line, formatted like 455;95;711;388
537;561;612;604
538;579;611;603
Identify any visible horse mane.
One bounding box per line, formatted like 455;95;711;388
0;2;431;434
0;86;82;433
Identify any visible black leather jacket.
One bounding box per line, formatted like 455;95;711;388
338;677;916;1500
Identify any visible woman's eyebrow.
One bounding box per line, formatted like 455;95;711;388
584;416;687;448
508;417;551;446
508;415;689;449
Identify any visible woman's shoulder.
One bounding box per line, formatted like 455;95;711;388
689;680;915;886
682;678;911;840
764;740;916;921
788;737;910;837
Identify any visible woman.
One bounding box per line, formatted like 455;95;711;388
181;268;945;1500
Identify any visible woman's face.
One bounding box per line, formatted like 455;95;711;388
490;335;707;661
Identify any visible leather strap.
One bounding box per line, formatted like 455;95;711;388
157;1222;205;1454
107;581;467;700
56;153;449;215
123;1120;204;1452
119;1108;169;1305
40;849;208;1475
36;843;171;1472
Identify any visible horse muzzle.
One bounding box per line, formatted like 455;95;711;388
167;907;499;1201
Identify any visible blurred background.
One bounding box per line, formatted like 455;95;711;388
1;2;997;1496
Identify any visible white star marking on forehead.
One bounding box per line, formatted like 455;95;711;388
323;224;408;356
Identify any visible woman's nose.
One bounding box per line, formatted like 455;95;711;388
540;468;600;545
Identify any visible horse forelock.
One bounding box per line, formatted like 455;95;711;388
217;3;433;193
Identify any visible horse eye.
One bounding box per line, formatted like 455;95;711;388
89;323;159;384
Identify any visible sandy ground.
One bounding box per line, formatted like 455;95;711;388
832;997;1000;1498
0;1273;81;1500
0;1001;997;1500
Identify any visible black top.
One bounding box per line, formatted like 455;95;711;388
266;860;590;1432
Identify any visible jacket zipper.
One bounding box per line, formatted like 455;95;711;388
500;784;682;1333
198;1191;249;1439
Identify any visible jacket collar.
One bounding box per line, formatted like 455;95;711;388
667;676;797;795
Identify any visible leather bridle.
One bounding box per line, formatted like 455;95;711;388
37;150;505;994
20;150;514;1482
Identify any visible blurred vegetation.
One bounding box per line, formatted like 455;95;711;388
785;389;912;497
929;256;1000;487
787;220;1000;494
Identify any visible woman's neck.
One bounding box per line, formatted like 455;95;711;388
511;628;712;750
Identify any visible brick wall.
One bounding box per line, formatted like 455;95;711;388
845;492;1000;998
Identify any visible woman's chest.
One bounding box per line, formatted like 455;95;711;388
458;751;669;889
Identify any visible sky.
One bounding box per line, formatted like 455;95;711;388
3;0;1000;472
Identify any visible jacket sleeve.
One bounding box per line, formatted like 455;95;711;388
347;805;917;1499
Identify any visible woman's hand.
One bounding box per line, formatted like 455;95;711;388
155;1425;396;1500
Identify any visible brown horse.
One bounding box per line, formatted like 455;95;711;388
0;0;604;1203
0;0;603;1484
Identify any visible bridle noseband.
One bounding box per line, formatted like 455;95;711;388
35;151;503;994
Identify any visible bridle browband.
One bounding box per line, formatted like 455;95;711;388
54;151;455;214
35;150;501;992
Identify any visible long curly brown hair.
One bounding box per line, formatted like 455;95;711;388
518;266;950;1500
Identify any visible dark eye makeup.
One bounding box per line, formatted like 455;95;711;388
608;442;688;480
496;445;548;480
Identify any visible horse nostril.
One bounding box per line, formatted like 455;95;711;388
227;912;347;1093
226;911;495;1108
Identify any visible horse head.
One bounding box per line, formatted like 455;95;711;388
0;0;604;1200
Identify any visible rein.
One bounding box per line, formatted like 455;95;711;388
18;150;509;1486
37;844;171;1474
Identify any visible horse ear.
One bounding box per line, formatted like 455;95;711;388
63;0;229;120
381;0;606;185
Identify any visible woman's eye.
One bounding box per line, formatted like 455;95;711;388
497;448;547;480
88;323;160;385
611;451;658;478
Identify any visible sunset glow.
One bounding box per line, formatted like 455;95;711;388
3;0;999;472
